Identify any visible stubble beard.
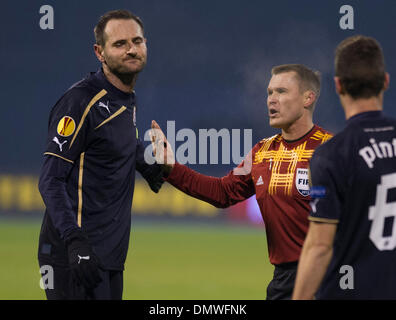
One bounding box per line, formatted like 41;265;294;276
105;57;146;86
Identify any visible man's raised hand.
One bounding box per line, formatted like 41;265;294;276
150;120;175;168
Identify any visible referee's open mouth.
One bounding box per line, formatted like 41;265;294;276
269;108;279;117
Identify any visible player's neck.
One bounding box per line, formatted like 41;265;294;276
281;118;314;141
341;95;383;120
102;65;137;93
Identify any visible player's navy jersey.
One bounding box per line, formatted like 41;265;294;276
309;111;396;299
38;69;163;270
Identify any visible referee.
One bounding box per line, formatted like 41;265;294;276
151;64;333;299
38;10;164;300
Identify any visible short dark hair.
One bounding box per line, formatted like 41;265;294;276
335;35;385;99
94;10;144;47
271;64;321;108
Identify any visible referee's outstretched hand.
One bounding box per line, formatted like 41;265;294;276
150;120;175;169
65;229;103;290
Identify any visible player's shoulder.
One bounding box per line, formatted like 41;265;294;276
312;123;359;163
51;72;106;115
349;113;396;131
64;72;105;103
331;112;396;145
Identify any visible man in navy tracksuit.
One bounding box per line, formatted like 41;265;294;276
38;10;164;300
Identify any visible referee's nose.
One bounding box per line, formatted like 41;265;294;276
267;95;278;108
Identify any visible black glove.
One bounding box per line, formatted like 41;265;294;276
143;164;166;193
65;229;102;290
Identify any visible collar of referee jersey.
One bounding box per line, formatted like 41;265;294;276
346;110;383;125
282;124;316;144
94;68;136;102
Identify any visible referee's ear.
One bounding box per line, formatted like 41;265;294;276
93;44;105;63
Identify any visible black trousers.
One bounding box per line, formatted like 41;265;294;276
39;261;123;300
266;261;298;300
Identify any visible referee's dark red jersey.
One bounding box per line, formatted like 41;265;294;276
166;125;332;265
38;69;163;271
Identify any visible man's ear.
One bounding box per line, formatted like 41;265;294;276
334;77;345;95
384;72;390;91
303;91;316;109
93;44;105;63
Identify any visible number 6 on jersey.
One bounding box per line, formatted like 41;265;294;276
369;172;396;251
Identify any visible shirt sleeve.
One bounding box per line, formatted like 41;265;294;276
38;155;80;240
165;156;255;209
39;88;92;240
308;150;344;224
44;88;92;163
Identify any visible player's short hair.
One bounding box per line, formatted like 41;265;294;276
94;10;144;47
335;35;386;99
271;64;321;109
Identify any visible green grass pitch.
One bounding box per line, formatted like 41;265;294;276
0;219;273;300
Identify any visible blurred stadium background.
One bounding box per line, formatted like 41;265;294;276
1;0;395;299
